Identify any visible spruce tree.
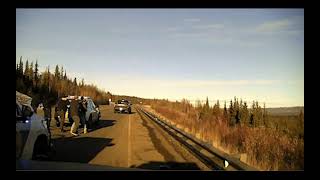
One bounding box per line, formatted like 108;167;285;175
229;100;235;126
34;60;39;83
251;101;256;127
64;70;67;80
205;97;209;110
54;65;60;80
29;62;34;80
242;102;249;126
224;101;228;119
19;56;24;76
216;100;220;115
249;113;254;127
73;78;77;86
60;66;64;80
47;66;51;92
24;60;29;77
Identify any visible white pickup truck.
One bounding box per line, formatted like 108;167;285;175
16;91;53;160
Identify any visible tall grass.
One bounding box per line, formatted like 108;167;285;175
147;99;304;170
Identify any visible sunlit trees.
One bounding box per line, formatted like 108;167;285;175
241;102;249;126
147;97;304;170
16;57;110;107
229;100;236;126
223;101;228;119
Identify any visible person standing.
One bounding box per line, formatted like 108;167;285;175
69;98;81;136
56;98;68;132
37;103;45;118
79;96;88;134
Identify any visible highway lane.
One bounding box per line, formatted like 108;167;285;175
49;105;207;170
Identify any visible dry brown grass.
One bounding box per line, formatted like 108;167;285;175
148;100;304;170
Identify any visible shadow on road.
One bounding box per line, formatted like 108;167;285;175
130;161;201;170
88;119;116;132
97;119;116;127
52;137;114;163
113;112;136;115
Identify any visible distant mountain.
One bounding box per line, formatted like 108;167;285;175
266;107;304;116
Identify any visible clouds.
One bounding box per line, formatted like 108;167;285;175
165;27;179;31
166;20;226;40
192;24;224;30
164;23;224;34
183;18;201;22
254;16;303;35
164;14;303;50
255;19;291;33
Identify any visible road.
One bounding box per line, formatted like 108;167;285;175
49;105;208;170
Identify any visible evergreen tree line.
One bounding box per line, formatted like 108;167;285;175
194;96;268;127
16;57;112;108
149;96;274;128
222;97;266;127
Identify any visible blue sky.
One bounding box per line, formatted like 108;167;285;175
16;9;304;107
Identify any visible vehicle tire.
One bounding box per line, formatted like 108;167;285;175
128;109;131;114
32;136;49;161
95;115;100;124
94;118;99;126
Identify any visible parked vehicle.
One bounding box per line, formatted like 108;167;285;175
54;96;101;128
82;97;101;128
16;91;53;160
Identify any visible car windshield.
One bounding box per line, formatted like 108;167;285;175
118;100;129;104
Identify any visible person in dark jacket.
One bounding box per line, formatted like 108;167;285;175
55;98;68;132
69;98;81;136
79;96;88;134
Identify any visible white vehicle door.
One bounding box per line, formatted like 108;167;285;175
16;103;32;159
88;100;97;121
91;101;98;120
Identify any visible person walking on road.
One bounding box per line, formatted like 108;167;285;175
69;98;81;136
79;96;88;134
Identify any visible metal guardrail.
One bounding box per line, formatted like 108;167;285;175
136;106;258;171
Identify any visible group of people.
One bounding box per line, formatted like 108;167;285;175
56;96;88;136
